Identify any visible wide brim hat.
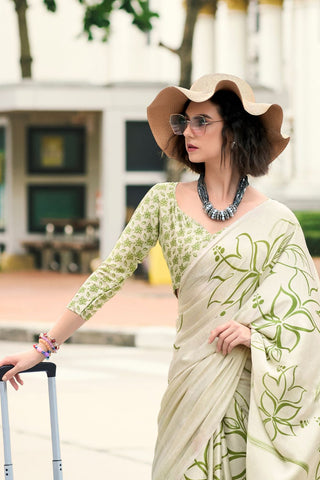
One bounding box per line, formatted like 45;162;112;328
147;73;290;162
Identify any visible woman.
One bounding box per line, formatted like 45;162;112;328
1;73;320;479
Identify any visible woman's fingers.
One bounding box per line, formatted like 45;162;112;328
2;364;22;384
209;320;251;354
0;350;43;388
9;376;20;391
16;374;24;385
219;332;238;355
8;373;24;389
208;324;226;343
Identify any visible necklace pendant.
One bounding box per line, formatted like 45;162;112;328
197;173;249;222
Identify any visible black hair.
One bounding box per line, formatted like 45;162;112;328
168;89;272;177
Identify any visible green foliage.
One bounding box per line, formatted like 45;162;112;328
295;211;320;231
78;0;159;41
43;0;57;12
295;211;320;257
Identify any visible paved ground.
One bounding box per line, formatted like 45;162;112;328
0;341;172;479
0;273;177;477
0;271;178;348
0;260;320;347
0;271;177;327
1;261;320;478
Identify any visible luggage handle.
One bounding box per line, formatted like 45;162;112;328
0;362;56;381
0;362;63;479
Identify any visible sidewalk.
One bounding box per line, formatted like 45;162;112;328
1;258;320;349
0;271;178;349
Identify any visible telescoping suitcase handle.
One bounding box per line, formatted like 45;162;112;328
0;362;57;380
0;362;63;480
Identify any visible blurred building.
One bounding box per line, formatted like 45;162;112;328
0;0;319;265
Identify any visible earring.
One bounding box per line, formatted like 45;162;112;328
231;141;236;150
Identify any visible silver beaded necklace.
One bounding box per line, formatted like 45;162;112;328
197;173;249;221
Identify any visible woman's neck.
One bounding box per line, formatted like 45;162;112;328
203;165;241;207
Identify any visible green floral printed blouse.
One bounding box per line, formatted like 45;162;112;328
68;182;215;321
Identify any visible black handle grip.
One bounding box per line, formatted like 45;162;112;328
0;362;56;381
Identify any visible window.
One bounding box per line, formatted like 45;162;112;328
28;127;86;174
28;185;85;232
126;121;163;172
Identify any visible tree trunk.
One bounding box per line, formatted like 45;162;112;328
178;0;202;87
13;0;33;78
160;0;216;180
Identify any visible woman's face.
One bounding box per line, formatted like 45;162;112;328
184;100;224;167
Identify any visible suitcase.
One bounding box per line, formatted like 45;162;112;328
0;362;63;479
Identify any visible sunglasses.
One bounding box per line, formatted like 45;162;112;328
169;114;223;136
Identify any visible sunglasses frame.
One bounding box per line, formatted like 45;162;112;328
169;114;223;136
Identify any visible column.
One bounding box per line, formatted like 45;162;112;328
192;4;216;80
215;0;248;78
258;0;283;91
285;0;320;202
0;125;5;232
106;10;150;83
100;108;126;258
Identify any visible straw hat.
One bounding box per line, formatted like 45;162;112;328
147;73;290;162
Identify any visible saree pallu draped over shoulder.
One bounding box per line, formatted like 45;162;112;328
152;200;320;480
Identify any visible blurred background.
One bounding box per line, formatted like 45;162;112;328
0;0;319;278
1;3;320;478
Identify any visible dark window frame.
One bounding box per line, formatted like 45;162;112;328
27;126;86;174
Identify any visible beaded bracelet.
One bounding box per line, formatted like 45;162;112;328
39;333;60;352
39;335;55;353
39;338;52;354
44;333;59;351
33;343;51;359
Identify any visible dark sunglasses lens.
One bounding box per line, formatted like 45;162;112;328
170;115;186;135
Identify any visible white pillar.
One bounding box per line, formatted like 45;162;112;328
215;0;248;78
258;0;283;91
151;0;184;84
106;10;150;84
100;108;126;258
192;7;216;81
282;0;294;98
6;116;25;254
0;119;14;254
281;0;320;208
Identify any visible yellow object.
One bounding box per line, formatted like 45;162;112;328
259;0;283;5
0;253;35;272
148;242;171;285
220;0;248;11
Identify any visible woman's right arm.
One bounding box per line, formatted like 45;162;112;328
0;309;85;390
0;183;165;390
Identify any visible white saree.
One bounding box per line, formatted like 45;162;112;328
152;199;320;480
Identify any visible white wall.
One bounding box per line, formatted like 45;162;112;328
105;0;183;84
0;0;182;86
1;0;320;220
0;0;109;84
280;0;320;207
0;1;20;83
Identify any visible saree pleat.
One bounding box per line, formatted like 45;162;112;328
152;200;320;480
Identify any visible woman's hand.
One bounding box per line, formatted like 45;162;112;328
0;349;44;391
208;320;251;355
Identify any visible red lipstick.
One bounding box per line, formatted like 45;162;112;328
187;143;198;152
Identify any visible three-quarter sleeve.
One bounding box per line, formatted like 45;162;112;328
67;185;161;321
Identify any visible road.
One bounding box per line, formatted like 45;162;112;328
0;341;172;479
